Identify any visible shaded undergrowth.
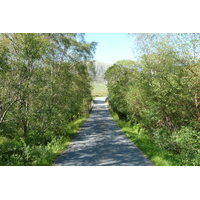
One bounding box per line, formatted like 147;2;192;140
110;110;188;166
0;115;88;166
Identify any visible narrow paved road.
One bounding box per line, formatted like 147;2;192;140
55;97;152;166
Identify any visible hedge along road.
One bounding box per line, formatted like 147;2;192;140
55;97;153;166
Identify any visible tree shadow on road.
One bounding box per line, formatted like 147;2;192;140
55;98;153;166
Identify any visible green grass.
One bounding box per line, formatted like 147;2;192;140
0;115;88;166
91;81;108;97
37;115;89;165
110;111;183;166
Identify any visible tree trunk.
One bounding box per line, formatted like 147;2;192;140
0;98;18;123
194;88;200;122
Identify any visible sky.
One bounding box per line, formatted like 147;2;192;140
85;33;137;64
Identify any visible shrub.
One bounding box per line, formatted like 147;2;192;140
173;127;200;159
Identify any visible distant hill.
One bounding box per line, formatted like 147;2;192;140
89;61;112;96
89;61;112;83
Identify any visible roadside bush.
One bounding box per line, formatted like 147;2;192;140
0;139;26;165
152;126;200;165
25;130;54;146
173;127;200;159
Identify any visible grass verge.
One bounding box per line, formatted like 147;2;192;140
0;115;88;166
110;110;183;166
37;115;89;166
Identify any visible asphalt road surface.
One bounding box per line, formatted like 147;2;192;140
55;97;153;166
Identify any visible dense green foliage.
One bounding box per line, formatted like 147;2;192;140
0;33;96;165
110;110;182;166
105;34;200;165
